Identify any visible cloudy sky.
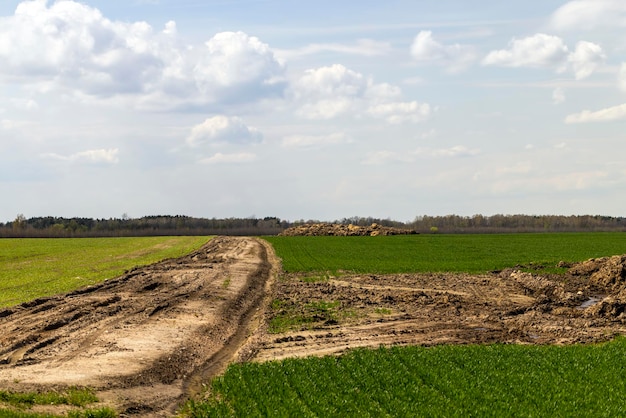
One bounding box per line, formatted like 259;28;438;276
1;0;625;222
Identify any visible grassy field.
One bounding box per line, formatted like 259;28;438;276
265;233;626;274
185;337;626;417
0;236;210;308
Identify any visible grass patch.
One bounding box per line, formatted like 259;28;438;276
0;387;115;418
374;307;392;315
268;299;340;333
0;388;97;409
0;237;210;308
265;233;626;274
183;337;626;417
0;408;117;418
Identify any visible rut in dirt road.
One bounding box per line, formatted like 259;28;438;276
0;236;277;417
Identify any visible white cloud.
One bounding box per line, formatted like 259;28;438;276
483;34;569;69
290;64;432;123
42;148;120;164
483;34;604;79
367;101;432;124
568;41;606;80
565;103;626;123
186;116;262;147
193;31;285;99
410;31;476;73
619;63;626;92
199;152;257;164
282;133;351;148
552;87;565;104
550;0;626;30
0;2;285;107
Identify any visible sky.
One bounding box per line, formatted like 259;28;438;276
1;0;625;223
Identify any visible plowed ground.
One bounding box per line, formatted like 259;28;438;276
251;269;626;361
1;238;626;417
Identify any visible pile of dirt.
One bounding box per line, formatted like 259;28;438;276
568;255;626;318
279;223;418;236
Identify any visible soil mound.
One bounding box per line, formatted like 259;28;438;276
279;223;417;237
568;255;626;318
569;255;626;290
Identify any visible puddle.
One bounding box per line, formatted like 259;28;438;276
577;296;605;310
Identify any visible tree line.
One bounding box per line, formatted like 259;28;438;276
1;214;625;238
1;215;288;237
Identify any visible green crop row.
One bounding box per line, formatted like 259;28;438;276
0;237;210;308
265;233;626;274
183;337;626;417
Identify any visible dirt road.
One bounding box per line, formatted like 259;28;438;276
0;236;277;416
2;237;625;417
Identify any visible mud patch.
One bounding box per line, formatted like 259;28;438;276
251;257;626;362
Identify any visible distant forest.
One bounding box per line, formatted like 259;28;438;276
1;214;625;237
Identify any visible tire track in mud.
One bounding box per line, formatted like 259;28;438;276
0;236;277;417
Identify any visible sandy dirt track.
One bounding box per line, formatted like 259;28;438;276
0;236;277;416
2;237;626;417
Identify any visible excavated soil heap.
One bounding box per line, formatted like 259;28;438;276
279;223;418;236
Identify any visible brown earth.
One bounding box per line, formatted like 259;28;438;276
2;237;626;417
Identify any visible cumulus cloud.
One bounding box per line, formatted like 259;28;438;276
550;0;626;30
483;34;604;79
0;1;285;107
199;152;257;164
186;116;262;147
565;103;626;123
282;133;351;148
568;41;606;80
42;148;120;164
290;64;433;123
410;31;477;73
483;34;569;69
193;31;285;99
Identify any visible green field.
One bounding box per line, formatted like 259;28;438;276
265;233;626;274
0;236;210;308
186;338;626;417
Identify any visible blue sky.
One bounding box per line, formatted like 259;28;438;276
1;0;625;222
